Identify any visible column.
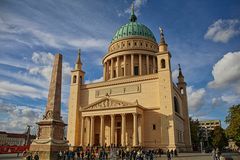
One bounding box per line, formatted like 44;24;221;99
146;55;149;74
138;115;143;146
139;54;142;75
90;116;95;146
116;56;120;77
111;58;114;79
121;114;126;146
133;113;138;146
124;55;127;76
100;115;105;146
80;116;85;146
153;56;156;73
106;61;109;80
110;114;115;145
131;54;134;75
103;63;106;81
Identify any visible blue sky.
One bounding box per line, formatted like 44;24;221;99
0;0;240;133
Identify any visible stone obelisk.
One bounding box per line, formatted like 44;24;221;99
30;54;68;160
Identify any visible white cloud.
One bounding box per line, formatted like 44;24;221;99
29;51;72;82
208;51;240;93
204;19;240;43
172;69;178;84
0;81;47;99
120;0;148;17
0;103;42;134
85;76;103;84
187;86;206;113
211;97;223;107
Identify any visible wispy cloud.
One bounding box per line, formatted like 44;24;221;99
204;19;240;43
0;81;47;99
0;17;108;51
0;52;72;103
118;0;148;17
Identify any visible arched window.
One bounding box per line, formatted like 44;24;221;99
73;75;77;83
180;88;184;94
161;59;166;68
79;76;82;84
174;97;180;114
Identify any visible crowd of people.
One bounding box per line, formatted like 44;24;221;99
56;146;178;160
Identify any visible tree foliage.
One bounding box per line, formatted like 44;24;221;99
225;104;240;147
212;126;228;150
189;117;201;150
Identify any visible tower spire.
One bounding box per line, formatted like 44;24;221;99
130;2;137;22
158;27;168;52
159;27;166;44
75;49;82;70
178;64;184;78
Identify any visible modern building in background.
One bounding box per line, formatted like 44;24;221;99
67;5;192;151
199;120;221;138
198;119;221;146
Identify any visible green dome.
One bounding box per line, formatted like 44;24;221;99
111;5;156;43
112;22;156;43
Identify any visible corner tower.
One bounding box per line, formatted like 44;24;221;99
67;49;85;149
177;64;192;150
157;28;177;149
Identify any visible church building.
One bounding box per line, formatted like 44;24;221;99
67;6;192;151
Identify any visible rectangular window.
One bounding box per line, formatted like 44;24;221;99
134;66;139;75
121;67;124;76
117;122;121;127
113;70;116;78
153;124;156;130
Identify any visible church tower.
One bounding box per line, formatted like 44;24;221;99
67;49;85;149
157;28;176;149
177;64;192;150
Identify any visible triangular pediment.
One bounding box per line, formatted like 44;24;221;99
82;97;136;111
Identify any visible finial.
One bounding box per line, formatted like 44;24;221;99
178;64;181;71
159;27;166;44
130;2;137;22
78;48;81;56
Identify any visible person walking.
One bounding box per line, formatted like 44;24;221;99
33;152;39;160
167;150;171;160
212;149;216;160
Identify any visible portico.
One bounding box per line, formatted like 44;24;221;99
80;97;144;147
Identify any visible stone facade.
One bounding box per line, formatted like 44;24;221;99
67;10;192;152
30;54;68;160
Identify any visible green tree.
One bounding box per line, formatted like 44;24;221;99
212;126;228;150
225;104;240;147
189;117;201;151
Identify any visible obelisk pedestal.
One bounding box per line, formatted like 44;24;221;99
30;54;68;160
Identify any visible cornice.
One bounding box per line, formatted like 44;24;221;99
81;73;159;90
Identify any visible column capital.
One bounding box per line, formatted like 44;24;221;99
110;114;115;118
121;113;126;117
100;115;104;118
90;116;95;120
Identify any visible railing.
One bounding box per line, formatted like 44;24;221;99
0;145;30;154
